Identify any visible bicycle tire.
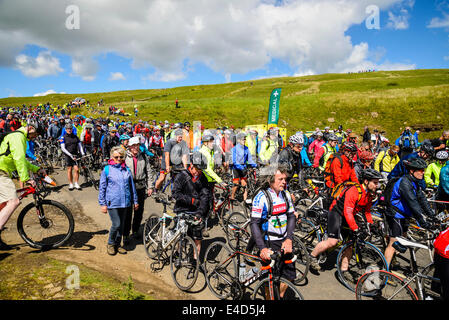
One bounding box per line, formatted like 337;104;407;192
17;199;75;249
355;270;418;300
170;235;199;291
294;218;322;250
143;214;163;259
420;262;441;300
225;212;251;251
251;276;304;300
336;240;388;292
204;241;240;300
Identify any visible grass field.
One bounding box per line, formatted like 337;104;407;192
1;69;448;141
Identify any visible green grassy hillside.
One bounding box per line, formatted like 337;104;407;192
1;69;448;141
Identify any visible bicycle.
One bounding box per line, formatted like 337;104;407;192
142;197;200;291
204;231;303;300
15;173;75;250
355;234;441;300
75;155;99;190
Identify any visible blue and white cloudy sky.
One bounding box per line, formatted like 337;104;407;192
1;0;449;98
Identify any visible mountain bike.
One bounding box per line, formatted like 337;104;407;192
75;155;98;190
15;173;75;250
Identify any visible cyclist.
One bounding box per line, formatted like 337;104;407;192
0;123;43;250
324;142;359;190
61;124;85;190
384;157;436;268
148;125;164;157
80;123;94;155
395;127;418;159
119;134;130;152
154;128;189;192
308;131;325;168
309;168;382;272
250;166;296;297
230;132;257;202
259;129;279;165
318;133;339;172
171;151;211;261
374;145;400;179
424;150;448;188
436;157;449;213
102;127;119;161
278;133;305;182
354;150;374;182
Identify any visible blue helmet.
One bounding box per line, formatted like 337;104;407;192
120;134;131;141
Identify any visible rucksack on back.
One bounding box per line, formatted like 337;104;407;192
378;176;401;213
324;153;343;187
331;181;363;204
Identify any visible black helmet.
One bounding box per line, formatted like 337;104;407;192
184;121;191;127
341;142;358;153
403;157;428;170
361;168;383;181
419;143;435;157
190;151;208;170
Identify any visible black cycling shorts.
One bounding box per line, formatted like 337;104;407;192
327;210;350;240
262;240;296;281
232;168;247;182
65;155;78;167
386;215;409;238
187;219;205;241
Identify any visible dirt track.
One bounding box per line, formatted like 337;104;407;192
1;169;361;300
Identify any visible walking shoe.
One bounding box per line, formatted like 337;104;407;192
309;254;321;271
68;183;74;191
202;229;210;238
107;244;117;256
74;182;81;190
116;245;127;254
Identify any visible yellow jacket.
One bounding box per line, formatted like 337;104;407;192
374;150;400;173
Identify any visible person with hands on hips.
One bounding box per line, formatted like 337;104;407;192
250;166;296;298
98;146;138;256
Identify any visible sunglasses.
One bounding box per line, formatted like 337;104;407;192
113;156;125;160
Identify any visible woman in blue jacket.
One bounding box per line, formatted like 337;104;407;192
98;146;138;255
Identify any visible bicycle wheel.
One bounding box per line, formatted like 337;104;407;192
292;235;310;285
294;218;322;249
251;276;304;300
143;214;163;259
336;240;388;292
355;270;418;300
17;200;75;249
170;235;199;291
225;212;251;251
87;168;98;190
421;262;441;300
204;241;240;300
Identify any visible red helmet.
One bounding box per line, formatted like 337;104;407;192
360;150;374;161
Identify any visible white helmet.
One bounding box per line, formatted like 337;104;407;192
289;134;304;145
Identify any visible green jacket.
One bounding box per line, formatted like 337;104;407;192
259;138;278;163
318;144;337;171
200;145;222;184
0;127;40;182
424;162;445;187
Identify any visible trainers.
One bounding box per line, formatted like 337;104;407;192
74;183;81;190
107;244;117;256
309;254;321;271
68;183;74;191
116;246;127;254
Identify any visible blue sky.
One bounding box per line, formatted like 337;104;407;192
1;0;449;98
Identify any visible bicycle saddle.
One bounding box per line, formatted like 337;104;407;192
393;236;428;254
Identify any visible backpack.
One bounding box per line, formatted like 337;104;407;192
0;131;25;157
324;153;343;187
378;151;388;173
331;181;363;207
378;176;402;215
399;134;416;150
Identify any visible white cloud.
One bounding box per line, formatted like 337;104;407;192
15;51;63;78
427;13;449;29
0;0;409;80
33;89;67;97
387;10;410;30
109;72;126;81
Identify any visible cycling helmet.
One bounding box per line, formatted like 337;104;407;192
120;134;130;141
361;168;383;181
403;157;428;170
436;150;449;161
236;132;247;141
190;151;208;170
174;128;183;137
327;133;338;141
184;121;191;127
315;131;323;137
65;123;73;130
341;142;358;153
201;134;214;142
420;143;435;157
359;150;374;161
289;134;304;145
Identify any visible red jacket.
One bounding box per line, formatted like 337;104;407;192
330;184;374;231
434;227;449;259
326;154;358;189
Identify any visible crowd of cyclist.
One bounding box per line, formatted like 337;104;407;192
0;102;449;300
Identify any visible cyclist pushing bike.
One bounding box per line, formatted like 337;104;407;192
0;122;45;250
309;168;382;272
250;165;297;298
